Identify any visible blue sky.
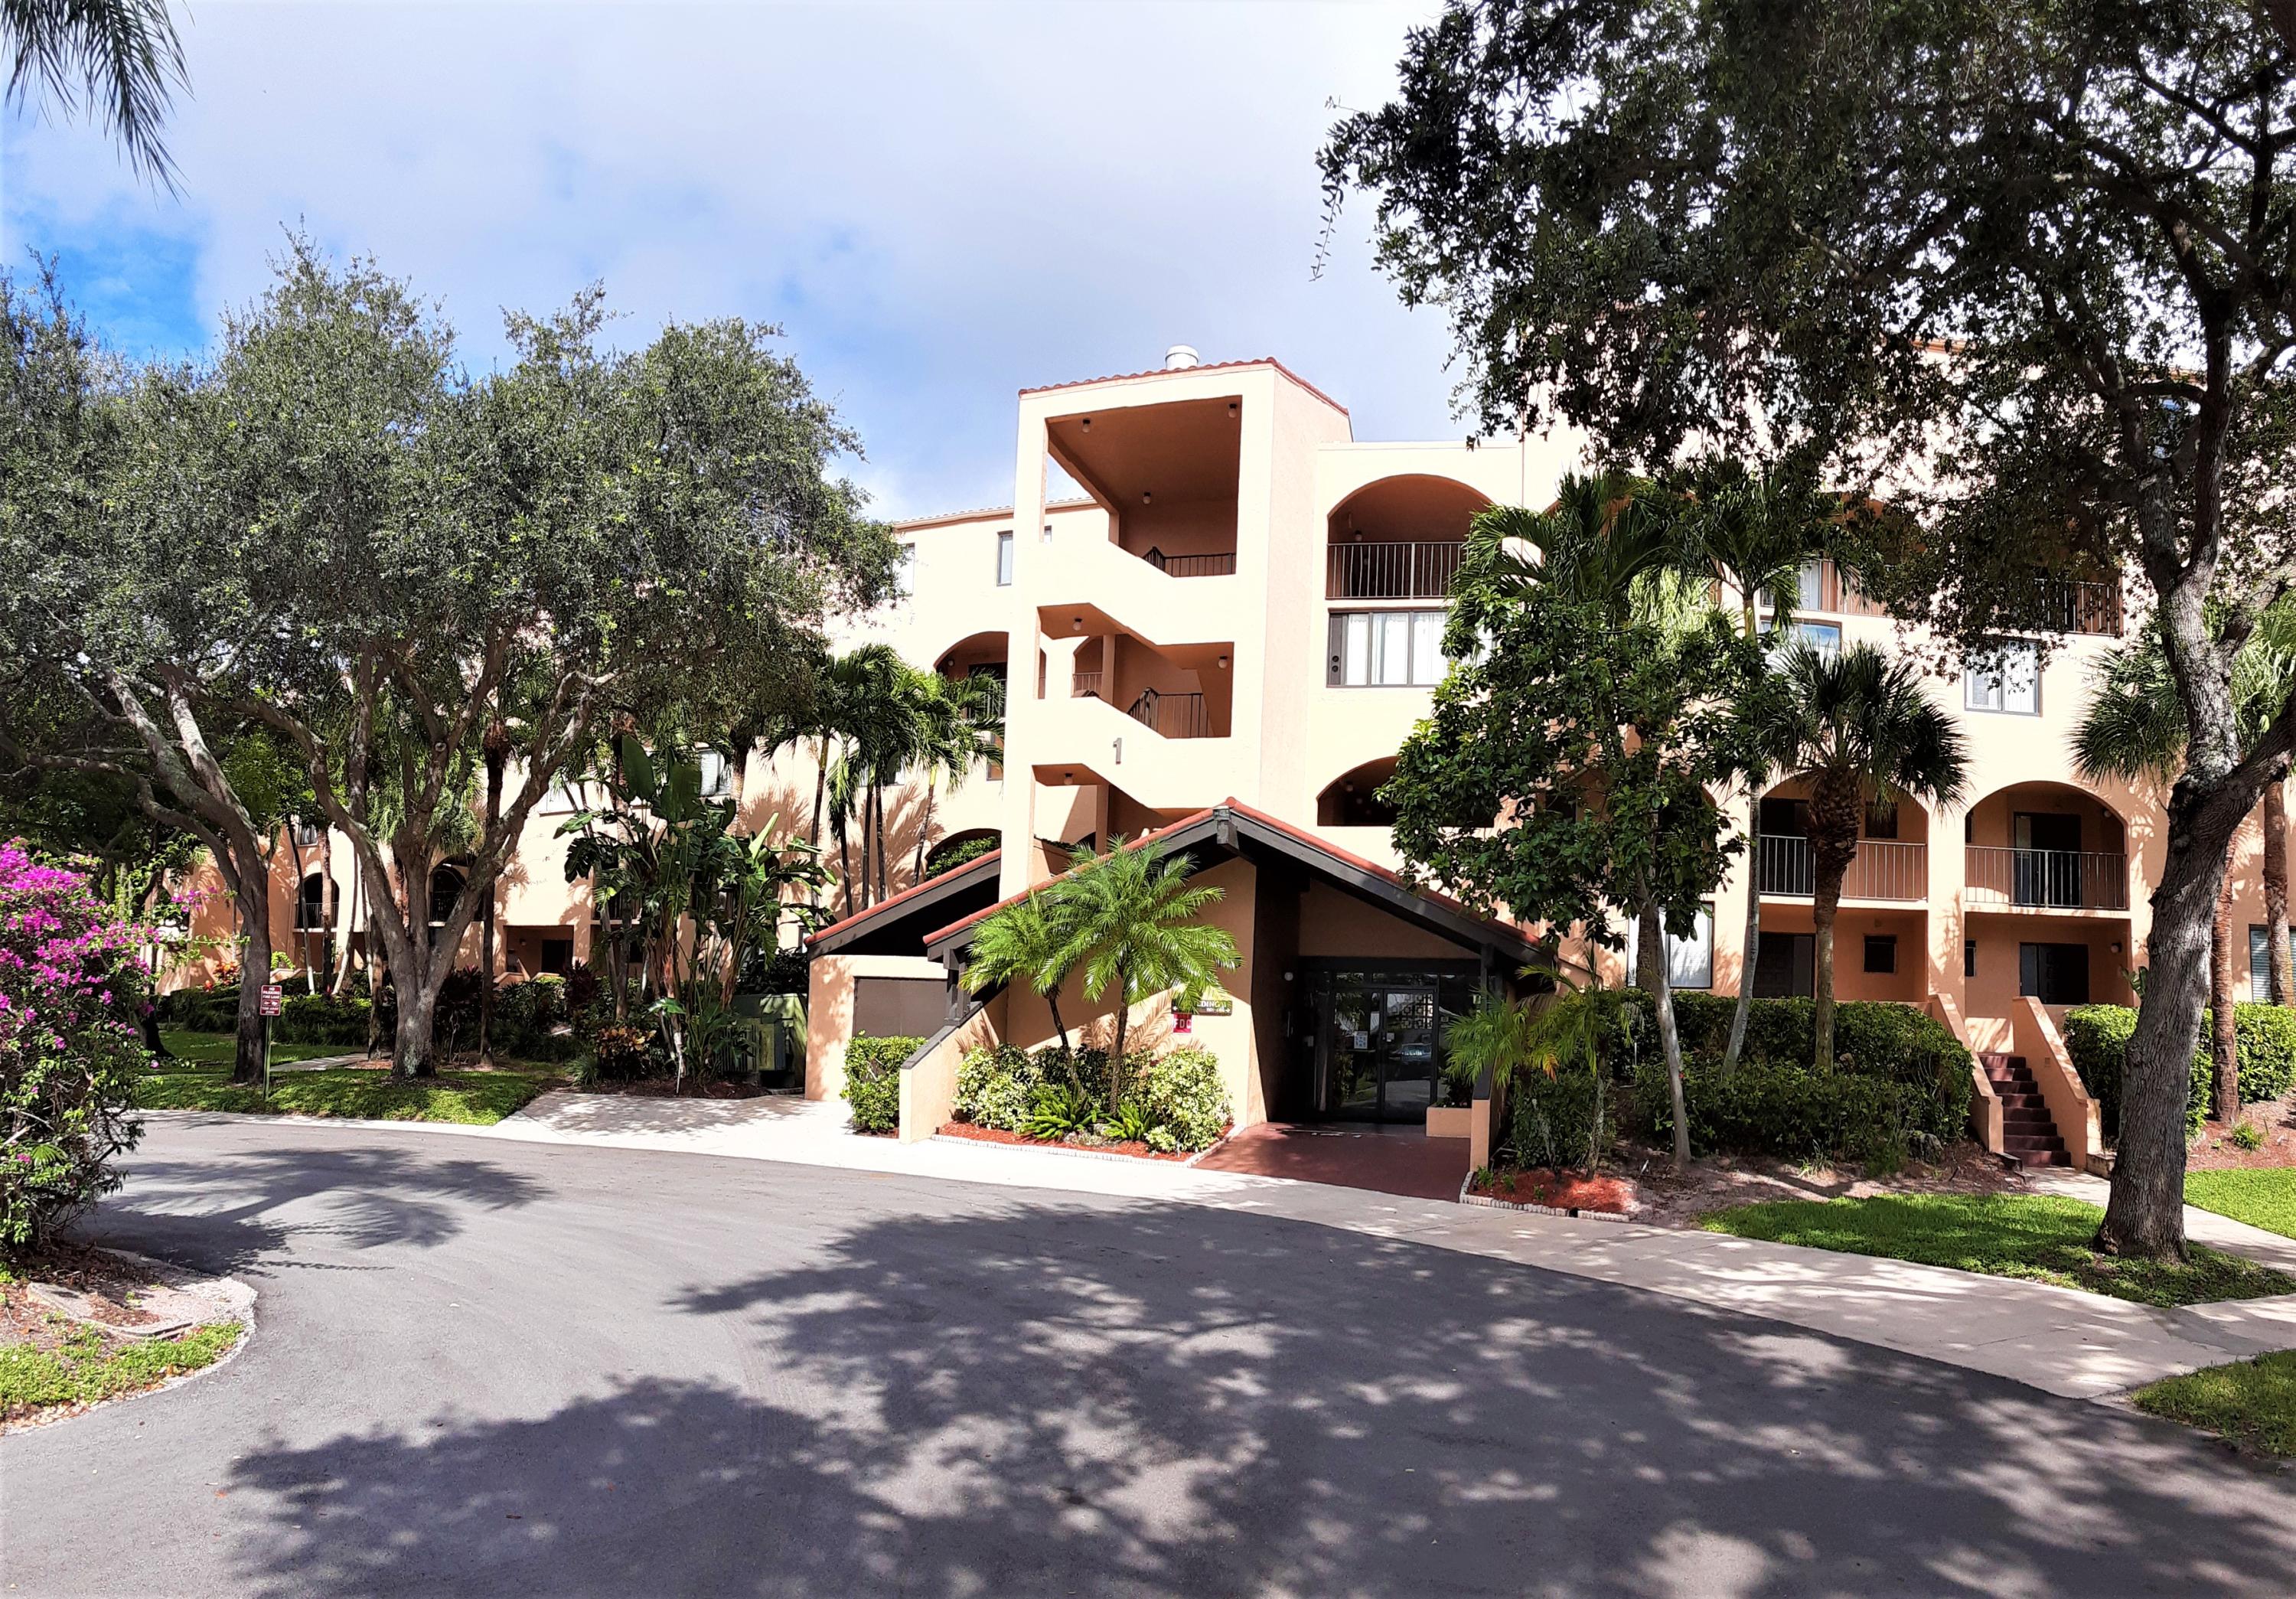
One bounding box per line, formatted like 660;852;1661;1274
1;1;1463;519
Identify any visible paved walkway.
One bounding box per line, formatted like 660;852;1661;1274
1192;1121;1469;1201
141;1091;2296;1400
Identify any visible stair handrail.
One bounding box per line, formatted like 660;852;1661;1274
2012;996;2103;1173
1929;992;2001;1157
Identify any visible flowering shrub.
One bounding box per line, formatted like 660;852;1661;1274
0;844;151;1258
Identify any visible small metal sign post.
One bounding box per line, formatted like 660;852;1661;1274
259;984;283;1099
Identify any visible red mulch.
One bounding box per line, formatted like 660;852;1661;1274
1473;1167;1636;1214
2188;1092;2296;1170
937;1121;1192;1162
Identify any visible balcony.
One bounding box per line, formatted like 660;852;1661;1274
1326;540;1464;602
1756;835;1927;902
1782;560;2122;638
1128;688;1212;739
1965;847;2129;912
1143;547;1236;579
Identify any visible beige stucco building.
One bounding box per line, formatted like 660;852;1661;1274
194;346;2285;1170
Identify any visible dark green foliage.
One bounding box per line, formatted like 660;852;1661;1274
1617;990;1968;1164
1022;1081;1101;1141
925;834;997;876
1504;1069;1601;1173
953;1043;1230;1153
1639;1059;1962;1169
2063;1003;2294;1137
840;1035;921;1134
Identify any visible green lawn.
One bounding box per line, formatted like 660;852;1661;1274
1700;1193;2296;1308
2186;1168;2296;1242
158;1027;352;1067
0;1320;243;1422
2135;1351;2296;1458
143;1033;562;1124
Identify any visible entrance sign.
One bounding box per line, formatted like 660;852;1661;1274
259;984;284;1017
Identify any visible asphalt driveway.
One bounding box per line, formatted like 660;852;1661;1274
5;1118;2293;1597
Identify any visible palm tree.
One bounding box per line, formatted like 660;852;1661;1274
2075;610;2296;1121
4;0;186;184
1656;458;1836;1070
912;669;1003;885
961;890;1078;1054
1050;836;1241;1107
1766;641;1968;1070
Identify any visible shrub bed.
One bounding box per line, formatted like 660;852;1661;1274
952;1043;1230;1153
841;1035;922;1134
2062;1003;2295;1137
1612;990;1971;1166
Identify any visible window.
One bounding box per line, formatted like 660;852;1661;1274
1863;935;1897;974
1758;560;1824;613
1964;939;1977;978
1753;932;1815;997
289;815;325;847
2019;942;2091;1005
1863;799;1899;840
1965;641;2041;714
996;530;1014;586
2249;925;2296;1000
540;938;574;977
1628;903;1715;990
1329;610;1448;687
1764;618;1841;659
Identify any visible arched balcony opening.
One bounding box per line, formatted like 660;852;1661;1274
1963;781;2129;912
1753;778;1932;903
1326;475;1492;602
1317;758;1401;827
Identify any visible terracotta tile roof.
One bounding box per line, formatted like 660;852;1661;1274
1019;358;1350;418
804;850;1000;948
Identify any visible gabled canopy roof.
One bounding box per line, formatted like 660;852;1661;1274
804;849;1003;958
921;800;1541;971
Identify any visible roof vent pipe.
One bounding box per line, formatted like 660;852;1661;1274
1164;344;1199;370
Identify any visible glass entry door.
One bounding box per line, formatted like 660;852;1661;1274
1321;975;1442;1123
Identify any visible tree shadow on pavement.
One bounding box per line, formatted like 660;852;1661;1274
217;1195;2296;1597
83;1133;547;1278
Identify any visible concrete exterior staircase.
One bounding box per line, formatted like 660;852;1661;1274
1981;1052;2069;1167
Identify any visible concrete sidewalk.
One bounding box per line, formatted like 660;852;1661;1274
147;1090;2296;1401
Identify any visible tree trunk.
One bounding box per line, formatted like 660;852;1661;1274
1806;775;1861;1073
231;880;272;1087
479;742;505;1065
914;782;938;885
2266;773;2291;1007
1635;902;1663;993
874;786;890;906
331;860;360;999
1724;787;1763;1071
393;971;439;1079
1046;987;1072;1056
2211;863;2239;1123
1108;961;1130;1109
2099;786;2244;1259
1649;906;1691;1165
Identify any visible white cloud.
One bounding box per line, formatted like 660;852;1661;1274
2;0;1465;517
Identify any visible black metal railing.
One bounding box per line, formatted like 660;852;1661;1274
1326;540;1466;601
1128;688;1212;739
1143;547;1238;578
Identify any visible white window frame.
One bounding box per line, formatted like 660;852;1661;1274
1965;641;2041;715
1628;902;1715;990
995;530;1015;586
1328;609;1448;687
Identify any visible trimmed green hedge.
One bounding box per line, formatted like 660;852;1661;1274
2062;1003;2296;1137
841;1035;922;1134
1616;990;1971;1166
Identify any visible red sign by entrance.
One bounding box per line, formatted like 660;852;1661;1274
259;984;284;1017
